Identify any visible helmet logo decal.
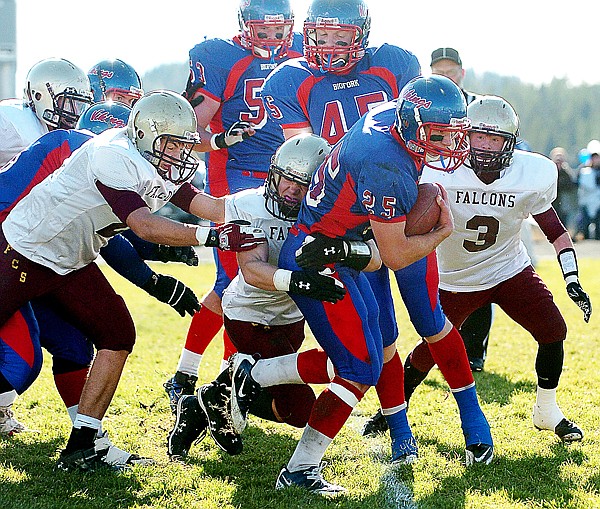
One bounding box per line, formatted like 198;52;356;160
264;14;285;22
316;16;340;26
90;108;127;128
358;4;368;17
401;89;432;109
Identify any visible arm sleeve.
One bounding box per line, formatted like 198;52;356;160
119;229;161;260
533;207;567;243
99;234;153;288
169;182;200;212
95;180;149;223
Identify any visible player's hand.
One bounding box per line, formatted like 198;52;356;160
566;281;592;322
142;273;200;317
296;235;348;268
212;121;255;149
211;220;266;252
156;245;199;266
288;268;346;303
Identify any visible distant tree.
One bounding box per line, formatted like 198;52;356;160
465;71;600;165
141;62;188;95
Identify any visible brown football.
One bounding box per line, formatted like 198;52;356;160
405;183;442;236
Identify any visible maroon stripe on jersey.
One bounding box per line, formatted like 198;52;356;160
533;207;567;243
95;181;148;223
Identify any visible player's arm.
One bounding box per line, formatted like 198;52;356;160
534;207;592;322
370;189;453;271
95;182;265;251
187;91;255;152
237;239;345;303
295;235;381;272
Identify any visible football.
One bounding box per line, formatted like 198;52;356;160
405;183;442;236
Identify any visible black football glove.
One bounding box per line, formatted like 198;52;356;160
156;245;199;266
142;273;200;317
288;269;346;303
295;234;371;271
566;281;592;323
212;121;253;149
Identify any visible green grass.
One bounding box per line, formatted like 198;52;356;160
1;257;599;508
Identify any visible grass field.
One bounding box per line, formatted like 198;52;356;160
1;256;599;509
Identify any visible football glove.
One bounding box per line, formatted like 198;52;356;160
558;247;592;322
211;121;254;149
273;268;346;303
295;234;372;271
142;273;200;317
199;221;266;252
566;282;592;323
156;245;199;266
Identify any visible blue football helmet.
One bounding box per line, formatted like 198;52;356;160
304;0;371;73
87;59;143;106
396;75;470;172
76;100;131;134
238;0;294;60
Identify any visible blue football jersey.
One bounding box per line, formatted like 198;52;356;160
261;44;420;145
187;33;304;196
298;101;419;240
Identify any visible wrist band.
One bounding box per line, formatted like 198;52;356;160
273;269;292;291
210;133;221;151
558;248;578;285
195;226;211;246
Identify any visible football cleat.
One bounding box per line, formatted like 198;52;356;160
0;405;31;436
532;403;583;442
361;409;389;437
55;446;110;472
391;435;419;465
94;431;154;468
167;394;208;459
468;358;485;372
164;372;198;415
197;382;242;455
465;443;494;466
229;353;261;434
275;463;347;496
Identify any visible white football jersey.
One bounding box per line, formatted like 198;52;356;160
420;150;557;291
221;187;303;326
3;128;180;274
0;99;48;168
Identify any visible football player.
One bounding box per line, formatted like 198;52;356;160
234;76;493;495
164;0;304;417
0;102;199;468
167;134;358;460
0;90;266;472
402;95;591;443
0;57;93;168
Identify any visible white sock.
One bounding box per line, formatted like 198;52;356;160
67;404;78;424
535;386;558;407
177;350;202;376
73;414;102;431
534;386;565;429
220;358;229;373
252;354;302;387
0;390;18;407
287;425;332;473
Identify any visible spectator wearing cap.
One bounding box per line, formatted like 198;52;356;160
576;140;600;240
430;47;478;104
550;147;579;238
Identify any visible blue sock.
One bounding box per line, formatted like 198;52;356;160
452;386;492;446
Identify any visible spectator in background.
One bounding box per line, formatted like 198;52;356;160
577;140;600;240
430;47;479;104
550;147;579;238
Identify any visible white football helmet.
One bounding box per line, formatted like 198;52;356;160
265;133;331;220
127;90;200;185
467;95;519;174
24;58;93;129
